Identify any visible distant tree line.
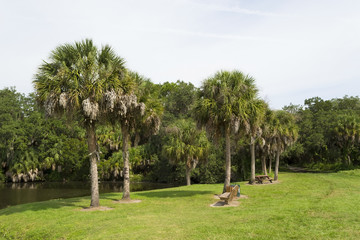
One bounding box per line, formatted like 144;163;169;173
0;39;359;207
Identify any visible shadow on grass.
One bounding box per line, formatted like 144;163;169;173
136;190;213;198
282;165;335;174
0;197;87;216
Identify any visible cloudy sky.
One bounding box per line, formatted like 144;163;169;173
1;0;359;109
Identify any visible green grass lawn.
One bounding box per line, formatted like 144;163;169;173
1;171;360;240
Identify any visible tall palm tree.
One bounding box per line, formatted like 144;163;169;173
33;39;126;207
272;110;298;181
258;109;275;176
163;119;209;186
247;99;266;184
195;70;258;192
104;72;162;200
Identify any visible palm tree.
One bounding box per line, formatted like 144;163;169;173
272;110;298;181
33;39;126;207
195;70;259;192
163;119;209;185
104;72;162;200
247;99;266;184
130;72;163;147
258;109;275;176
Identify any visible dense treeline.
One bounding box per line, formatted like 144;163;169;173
2;87;359;184
1;39;359;194
283;96;360;170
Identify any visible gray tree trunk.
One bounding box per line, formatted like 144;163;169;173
249;136;256;184
87;123;100;207
274;150;280;181
122;127;131;200
261;155;268;175
268;155;273;174
133;133;140;147
223;128;231;193
186;165;191;186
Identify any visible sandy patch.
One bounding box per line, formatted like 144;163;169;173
113;199;142;204
79;206;113;211
210;199;240;207
213;194;248;200
210;195;248;207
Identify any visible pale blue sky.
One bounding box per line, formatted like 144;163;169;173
1;0;360;109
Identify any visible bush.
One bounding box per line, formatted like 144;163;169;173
0;171;4;182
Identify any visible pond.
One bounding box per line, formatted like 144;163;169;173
0;181;176;209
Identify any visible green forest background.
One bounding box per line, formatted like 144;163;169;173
1;81;360;184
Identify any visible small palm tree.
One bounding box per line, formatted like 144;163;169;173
195;70;259;192
34;39;126;207
272;110;298;181
163;119;210;185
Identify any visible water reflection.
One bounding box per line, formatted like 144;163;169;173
0;181;175;209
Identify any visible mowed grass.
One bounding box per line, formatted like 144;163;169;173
1;171;360;240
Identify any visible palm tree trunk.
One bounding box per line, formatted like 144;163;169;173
240;157;246;181
249;136;256;184
268;155;273;174
122;127;131;200
261;155;268;175
86;123;100;207
186;165;191;186
223;127;231;193
134;133;140;147
274;150;280;181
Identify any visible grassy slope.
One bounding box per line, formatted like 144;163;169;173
1;171;360;240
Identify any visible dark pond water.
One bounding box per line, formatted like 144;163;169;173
0;181;175;209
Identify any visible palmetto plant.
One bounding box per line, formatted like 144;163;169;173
195;70;258;192
33;39;126;207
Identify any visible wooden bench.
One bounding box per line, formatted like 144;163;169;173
255;175;273;184
219;185;239;204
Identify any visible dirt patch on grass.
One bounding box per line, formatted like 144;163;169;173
113;199;142;204
210;195;248;207
213;194;248;200
79;206;113;211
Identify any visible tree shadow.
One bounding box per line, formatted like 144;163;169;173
282;165;335;174
0;197;88;216
135;190;213;198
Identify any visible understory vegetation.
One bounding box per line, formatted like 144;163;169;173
1;171;360;239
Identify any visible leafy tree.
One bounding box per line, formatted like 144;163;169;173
33;39;126;207
332;114;360;166
195;70;258;191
